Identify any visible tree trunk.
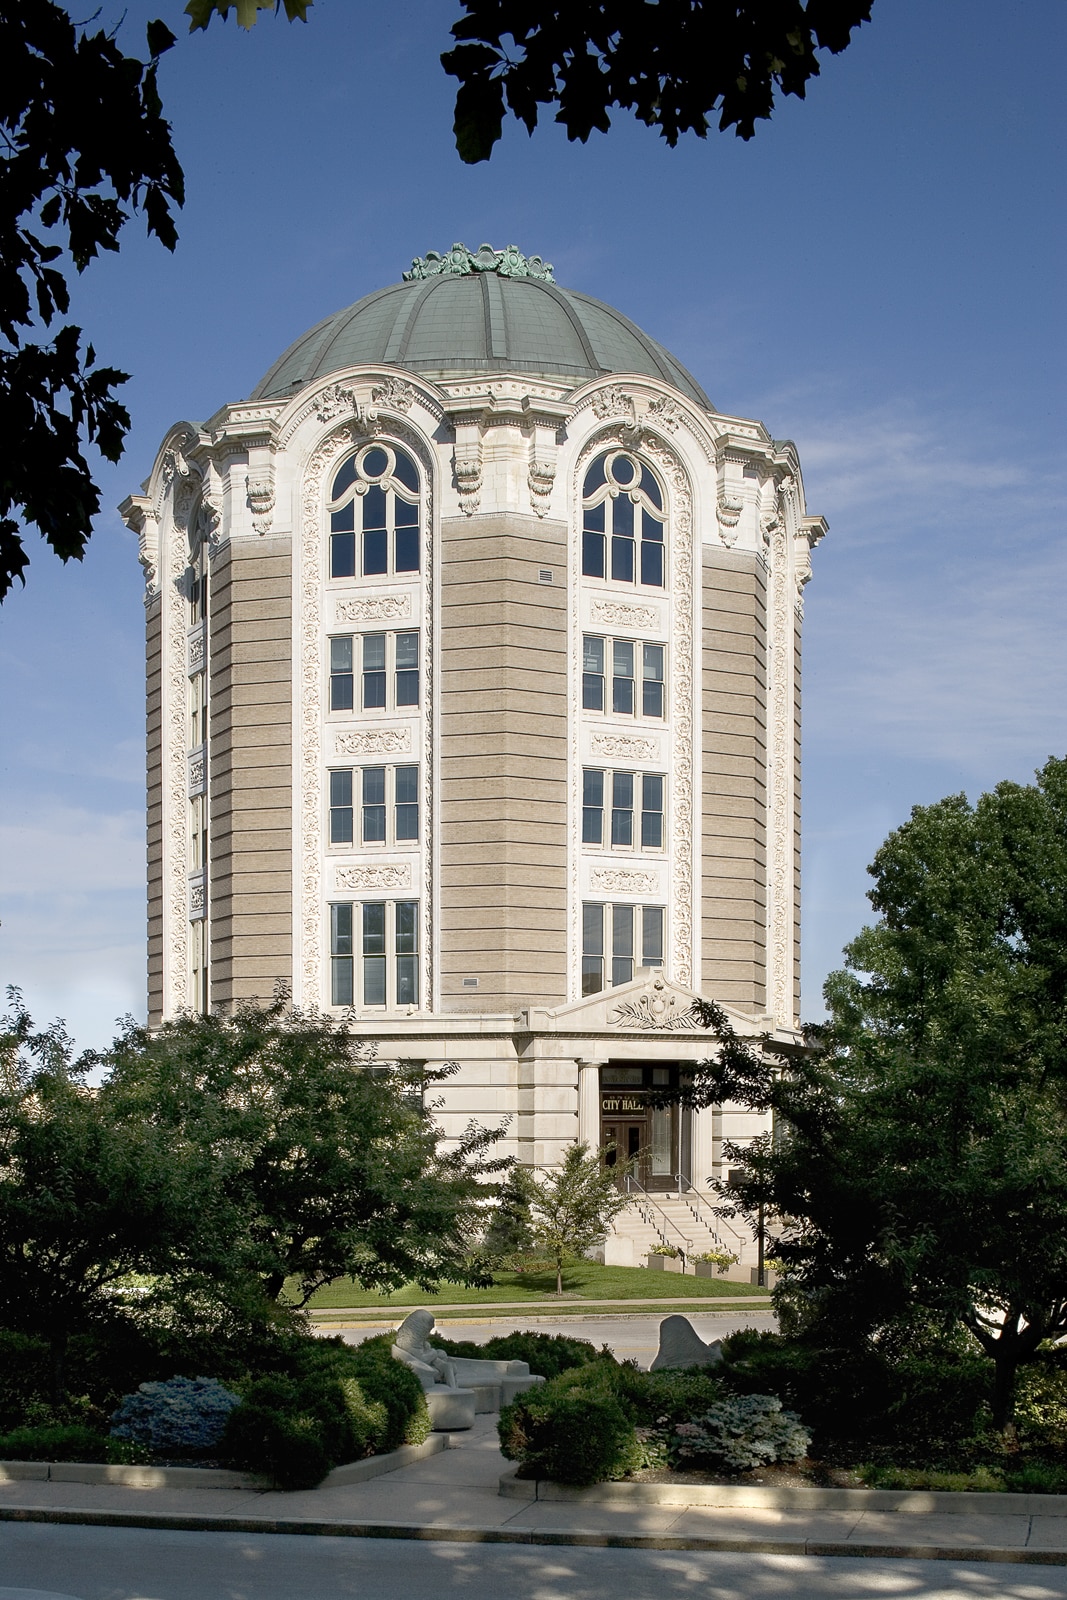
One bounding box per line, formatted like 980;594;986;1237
991;1347;1019;1438
556;1255;563;1297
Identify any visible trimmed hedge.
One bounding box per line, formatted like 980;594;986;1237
499;1382;641;1486
434;1329;603;1381
0;1424;111;1462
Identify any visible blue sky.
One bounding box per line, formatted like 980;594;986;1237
1;0;1064;1048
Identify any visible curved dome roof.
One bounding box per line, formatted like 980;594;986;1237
250;253;712;410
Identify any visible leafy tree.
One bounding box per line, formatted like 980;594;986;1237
1;4;183;598
530;1142;632;1295
483;1162;540;1260
98;996;505;1306
443;0;873;163
670;756;1067;1434
0;992;233;1397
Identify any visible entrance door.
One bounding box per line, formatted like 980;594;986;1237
602;1120;648;1187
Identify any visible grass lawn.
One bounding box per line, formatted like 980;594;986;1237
306;1260;769;1311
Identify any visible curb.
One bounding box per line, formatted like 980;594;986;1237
311;1297;774;1323
0;1504;1064;1564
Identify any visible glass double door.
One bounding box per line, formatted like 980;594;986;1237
601;1104;676;1190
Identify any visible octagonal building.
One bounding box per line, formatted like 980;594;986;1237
122;244;825;1264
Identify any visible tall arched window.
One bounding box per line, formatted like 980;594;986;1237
329;443;421;578
581;450;664;587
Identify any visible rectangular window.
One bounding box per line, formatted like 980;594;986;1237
188;672;207;748
610;771;634;847
330;901;419;1009
395;765;419;841
362;484;388;576
330;636;354;711
582;499;605;579
394;497;419;573
612;640;635;715
582;903;666;993
582;635;605;711
329;769;353;844
189;793;208;870
641;773;664;849
362;766;386;842
643;643;665;719
362;633;386;709
582;768;604;845
395;631;419;706
610;491;635;583
582;903;604;996
330;902;354;1006
582;635;665;720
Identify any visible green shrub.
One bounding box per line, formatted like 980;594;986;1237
340;1334;430;1449
1014;1359;1067;1449
0;1331;53;1429
434;1329;602;1382
639;1369;726;1427
498;1384;640;1486
665;1394;810;1473
110;1376;241;1455
0;1424;111;1463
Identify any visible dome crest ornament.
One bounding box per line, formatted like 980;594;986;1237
404;241;554;282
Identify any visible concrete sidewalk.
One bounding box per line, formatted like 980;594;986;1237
3;1417;1067;1568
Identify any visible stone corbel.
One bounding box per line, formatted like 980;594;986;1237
450;411;485;516
119;495;160;602
246;470;275;535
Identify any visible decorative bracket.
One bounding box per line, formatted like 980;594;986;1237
246;471;275;535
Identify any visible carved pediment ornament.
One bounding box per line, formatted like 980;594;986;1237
371;376;416;413
336;864;412;890
335;728;411;756
591;386;636;426
609;983;702;1032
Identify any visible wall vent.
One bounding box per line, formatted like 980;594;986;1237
538;569;553;584
462;977;479;989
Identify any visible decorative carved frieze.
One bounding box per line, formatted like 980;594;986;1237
371;376;415;413
335;864;412;891
647;394;681;432
335;594;410;625
591;386;636;426
187;629;205;672
246;472;275;534
315;384;359;424
590;600;661;634
187;752;206;796
335;729;411;756
590;733;660;763
188;878;205;919
590;869;659;895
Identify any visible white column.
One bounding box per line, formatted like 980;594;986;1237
576;1059;602;1150
690;1102;716;1192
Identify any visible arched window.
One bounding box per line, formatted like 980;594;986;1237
328;443;421;579
581;450;664;588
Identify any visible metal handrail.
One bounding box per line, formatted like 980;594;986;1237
624;1174;693;1260
673;1174;748;1253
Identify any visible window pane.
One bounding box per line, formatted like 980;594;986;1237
331;958;354;1007
612;455;636;488
330;677;353;712
396;955;418;1006
613;673;635;715
582;672;604;711
396;804;418;840
642;510;663;542
330;805;354;845
613;641;634;679
613;905;634;958
583;806;603;845
396;669;419;706
394;495;418;525
583;499;605;532
641;809;663;849
642;679;664;718
583;769;604;807
611;537;634;583
583;455;607;495
331;636;353;670
643;643;663;680
362;447;389;478
331;902;353;955
613;491;635;537
330;502;355;533
330;770;353;807
362;768;386;805
640;540;664;588
362;483;387;529
642;644;664;716
364;634;386;671
581;957;604;996
612;772;633;809
394;526;420;572
642;773;663;812
363;956;386;1007
611;806;633;847
396;900;418;954
332;457;359;499
392;448;419;493
363;528;387;575
612;956;634;988
363;902;386;955
582;531;605;578
583;636;604;675
395;632;419;669
362;805;386;843
582;902;604;957
395;765;418;804
639;465;663;509
643;906;664;966
363;671;386;709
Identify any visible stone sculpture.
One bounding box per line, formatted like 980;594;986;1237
391;1309;546;1426
649;1313;724;1372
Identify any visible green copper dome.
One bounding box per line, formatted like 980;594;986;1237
250;245;712;409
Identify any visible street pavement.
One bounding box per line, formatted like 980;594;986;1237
3;1524;1067;1600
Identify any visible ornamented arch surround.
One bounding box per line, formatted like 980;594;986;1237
569;426;696;996
294;418;435;1009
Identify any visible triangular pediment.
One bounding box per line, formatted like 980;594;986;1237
535;976;769;1038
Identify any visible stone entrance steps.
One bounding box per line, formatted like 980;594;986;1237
604;1192;756;1274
